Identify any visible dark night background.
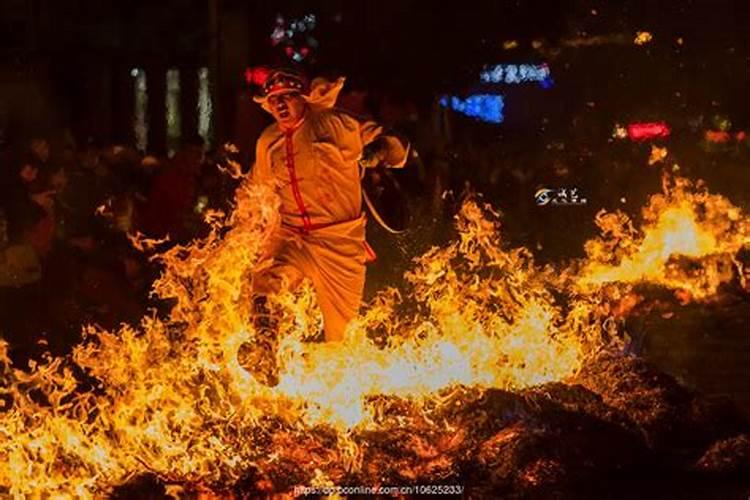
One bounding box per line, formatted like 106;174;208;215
1;0;750;417
2;0;750;145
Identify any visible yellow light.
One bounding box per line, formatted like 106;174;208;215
634;31;653;45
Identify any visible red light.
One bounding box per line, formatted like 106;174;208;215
705;130;731;143
244;66;270;86
627;122;671;141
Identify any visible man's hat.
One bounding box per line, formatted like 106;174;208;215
252;69;345;114
253;69;309;105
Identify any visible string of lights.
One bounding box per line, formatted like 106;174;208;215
480;63;553;88
270;13;319;62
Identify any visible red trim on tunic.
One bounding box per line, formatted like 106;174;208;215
284;129;313;233
280;123;377;264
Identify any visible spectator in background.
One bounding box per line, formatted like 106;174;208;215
28;137;52;170
0;157;58;366
3;158;56;260
196;149;237;217
138;135;206;242
0;160;45;288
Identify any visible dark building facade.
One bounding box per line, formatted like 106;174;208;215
0;0;260;154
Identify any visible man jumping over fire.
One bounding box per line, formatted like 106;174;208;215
237;69;409;386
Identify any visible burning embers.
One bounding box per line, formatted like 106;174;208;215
0;171;748;497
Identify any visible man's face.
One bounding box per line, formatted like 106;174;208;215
268;92;306;128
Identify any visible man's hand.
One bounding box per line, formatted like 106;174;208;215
359;138;387;168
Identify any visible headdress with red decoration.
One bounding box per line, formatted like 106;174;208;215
252;68;309;105
251;67;346;114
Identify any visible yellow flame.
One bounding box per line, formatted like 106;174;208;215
0;170;747;497
579;175;749;299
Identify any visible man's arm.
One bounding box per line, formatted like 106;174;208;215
358;120;410;169
324;109;409;169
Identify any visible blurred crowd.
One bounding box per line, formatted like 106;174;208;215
0;134;238;365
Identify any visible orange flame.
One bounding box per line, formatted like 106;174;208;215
579;175;749;299
0;171;747;497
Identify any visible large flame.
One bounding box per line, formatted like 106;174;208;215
579;175;749;299
0;170;747;497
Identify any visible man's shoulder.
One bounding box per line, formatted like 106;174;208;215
311;107;364;130
257;123;282;145
260;122;281;137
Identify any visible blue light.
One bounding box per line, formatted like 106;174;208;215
440;94;504;124
480;63;552;88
